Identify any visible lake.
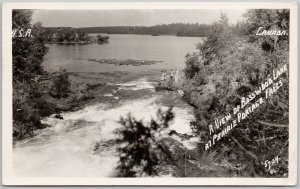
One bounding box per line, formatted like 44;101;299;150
43;34;204;72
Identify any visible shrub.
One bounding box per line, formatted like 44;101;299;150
97;34;109;44
50;68;71;98
115;108;174;177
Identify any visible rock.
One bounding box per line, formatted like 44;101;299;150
168;130;179;136
177;89;184;96
54;114;63;120
84;58;162;66
189;84;216;110
36;123;52;129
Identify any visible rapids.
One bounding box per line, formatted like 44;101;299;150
13;78;195;177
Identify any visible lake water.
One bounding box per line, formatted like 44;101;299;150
14;34;201;177
43;34;204;72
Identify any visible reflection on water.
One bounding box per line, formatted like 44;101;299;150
43;34;203;72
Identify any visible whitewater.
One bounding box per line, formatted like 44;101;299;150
13;78;196;177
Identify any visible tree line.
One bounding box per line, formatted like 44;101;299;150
44;23;214;37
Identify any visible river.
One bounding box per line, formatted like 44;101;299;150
13;34;204;177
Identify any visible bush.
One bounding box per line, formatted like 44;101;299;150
115;108;174;177
97;34;109;44
50;68;71;98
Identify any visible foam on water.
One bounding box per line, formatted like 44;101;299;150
13;80;195;177
103;93;113;97
117;79;156;91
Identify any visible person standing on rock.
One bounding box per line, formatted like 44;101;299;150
170;69;175;82
160;70;167;82
175;68;179;83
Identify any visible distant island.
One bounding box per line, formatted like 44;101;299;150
44;23;212;38
44;27;109;44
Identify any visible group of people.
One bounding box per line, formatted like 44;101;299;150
160;69;179;83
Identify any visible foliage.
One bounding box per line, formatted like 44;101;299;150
183;12;289;177
12;10;72;140
96;34;109;44
13;10;48;82
44;27;93;44
115;108;174;177
12;10;50;140
244;9;289;47
50;68;71;98
13;80;56;140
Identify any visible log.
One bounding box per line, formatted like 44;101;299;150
257;120;288;128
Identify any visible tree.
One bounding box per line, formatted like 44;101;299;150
115;108;174;177
50;67;71;98
12;10;49;139
219;13;229;26
96;34;109;44
244;9;289;51
12;10;48;82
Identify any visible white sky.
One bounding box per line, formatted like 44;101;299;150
32;9;246;27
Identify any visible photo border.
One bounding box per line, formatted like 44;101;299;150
2;2;298;186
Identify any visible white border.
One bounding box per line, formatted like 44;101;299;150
2;2;298;186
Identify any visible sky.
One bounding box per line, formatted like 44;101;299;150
32;9;246;27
